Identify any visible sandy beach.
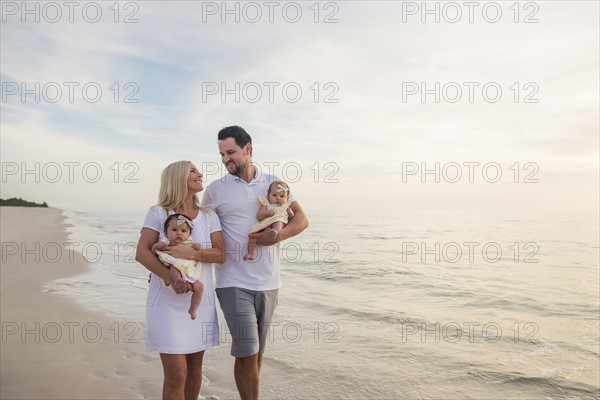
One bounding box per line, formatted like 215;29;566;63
0;207;163;399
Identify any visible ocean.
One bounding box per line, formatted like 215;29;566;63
45;208;600;399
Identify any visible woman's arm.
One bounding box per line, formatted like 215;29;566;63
164;231;225;264
136;228;174;285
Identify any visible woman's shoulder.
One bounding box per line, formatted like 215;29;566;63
195;208;221;232
147;205;170;218
148;204;164;213
195;207;218;220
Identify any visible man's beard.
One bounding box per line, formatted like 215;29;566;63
226;161;243;176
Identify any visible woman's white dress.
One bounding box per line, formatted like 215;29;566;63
142;206;220;354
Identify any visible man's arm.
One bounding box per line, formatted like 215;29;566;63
253;201;308;245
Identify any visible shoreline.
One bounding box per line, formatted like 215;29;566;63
0;207;163;399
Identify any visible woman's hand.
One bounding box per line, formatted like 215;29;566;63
151;241;168;254
172;280;193;294
162;233;224;264
163;243;196;259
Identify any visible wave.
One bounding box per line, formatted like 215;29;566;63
480;371;600;399
464;296;600;320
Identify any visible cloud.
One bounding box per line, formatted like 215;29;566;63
1;1;598;212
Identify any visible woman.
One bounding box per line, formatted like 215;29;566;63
136;161;225;400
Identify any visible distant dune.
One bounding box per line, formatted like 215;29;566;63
0;197;48;207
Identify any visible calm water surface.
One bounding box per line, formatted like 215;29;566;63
47;208;600;399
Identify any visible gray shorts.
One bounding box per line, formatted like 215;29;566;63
216;287;279;358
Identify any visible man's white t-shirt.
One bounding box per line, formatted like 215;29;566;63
201;172;295;291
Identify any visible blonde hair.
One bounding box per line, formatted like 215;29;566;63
157;161;203;212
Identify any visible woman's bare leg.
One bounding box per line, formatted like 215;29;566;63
159;353;187;400
184;351;205;400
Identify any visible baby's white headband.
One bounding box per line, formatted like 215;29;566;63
176;214;194;228
276;184;289;193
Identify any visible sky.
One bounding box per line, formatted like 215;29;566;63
1;0;599;215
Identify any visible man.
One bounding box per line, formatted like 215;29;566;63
201;126;309;400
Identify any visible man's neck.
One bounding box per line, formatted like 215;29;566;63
238;163;256;183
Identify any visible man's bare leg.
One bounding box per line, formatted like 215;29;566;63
234;353;260;400
257;353;263;373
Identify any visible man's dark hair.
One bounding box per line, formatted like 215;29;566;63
218;126;252;155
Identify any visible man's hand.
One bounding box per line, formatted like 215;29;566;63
249;229;280;246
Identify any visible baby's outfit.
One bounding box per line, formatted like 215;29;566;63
156;240;202;282
248;196;291;234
